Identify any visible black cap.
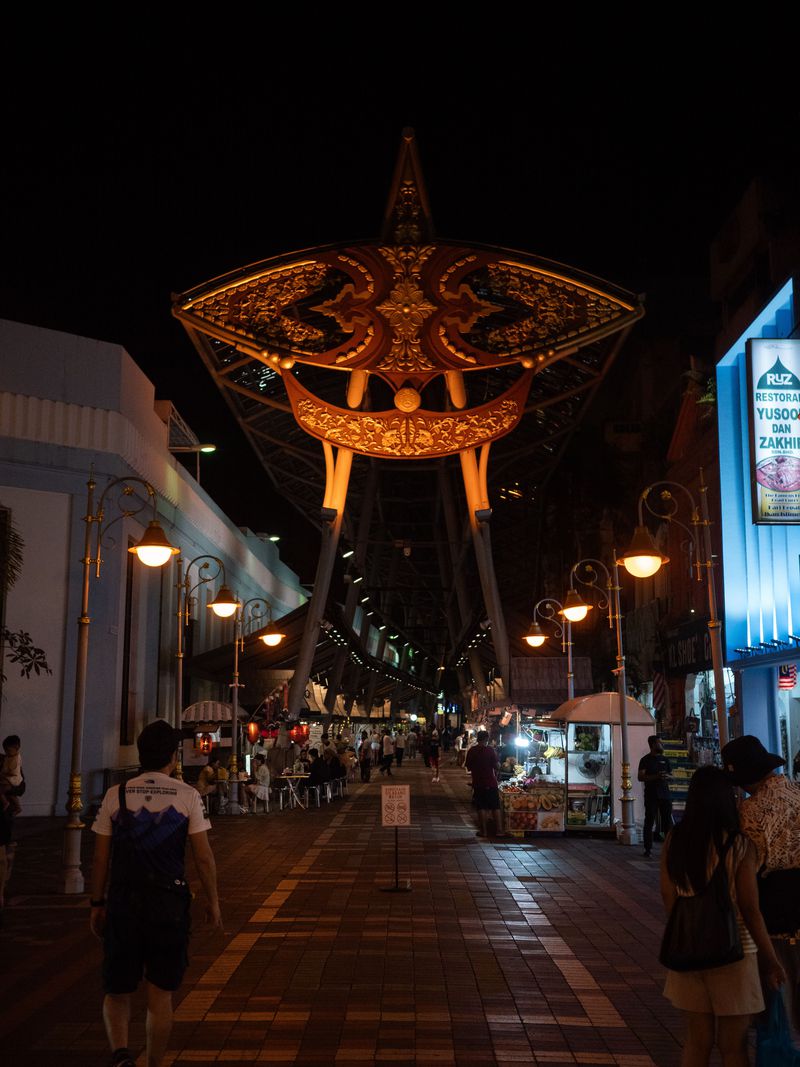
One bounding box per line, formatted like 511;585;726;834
137;719;181;770
721;734;785;787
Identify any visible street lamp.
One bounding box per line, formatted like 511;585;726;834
617;469;729;748
226;597;286;814
524;596;590;700
64;472;178;894
174;554;239;777
169;443;217;484
568;557;637;846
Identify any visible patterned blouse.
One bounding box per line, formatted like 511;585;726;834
738;773;800;874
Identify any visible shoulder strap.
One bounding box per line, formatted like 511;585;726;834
118;781;127;812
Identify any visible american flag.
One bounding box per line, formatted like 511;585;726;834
779;664;797;691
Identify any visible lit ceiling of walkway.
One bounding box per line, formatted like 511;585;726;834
174;131;644;698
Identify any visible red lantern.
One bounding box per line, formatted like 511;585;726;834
246;721;261;744
198;732;213;754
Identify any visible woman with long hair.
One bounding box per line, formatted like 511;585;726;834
660;765;785;1066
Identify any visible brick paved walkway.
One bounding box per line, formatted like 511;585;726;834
2;754;692;1066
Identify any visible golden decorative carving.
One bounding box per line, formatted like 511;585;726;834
394;387;421;413
391;180;424;244
376;245;437;373
283;369;532;459
336;254;375;294
185;263;333;354
441;283;504;334
68;773;84;816
296;400;521;457
438;254;478;294
480;263;625;353
313;283;372;332
621;762;632;792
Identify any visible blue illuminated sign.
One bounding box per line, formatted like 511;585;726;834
717;279;799;664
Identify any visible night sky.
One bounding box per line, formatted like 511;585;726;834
2;18;797;580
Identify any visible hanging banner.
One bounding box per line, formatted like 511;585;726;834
748;338;800;523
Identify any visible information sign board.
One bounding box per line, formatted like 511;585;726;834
381;784;411;827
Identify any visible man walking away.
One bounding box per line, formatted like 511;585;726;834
465;730;505;837
394;731;406;768
380;730;395;776
429;729;441;783
90;719;222;1067
637;734;673;858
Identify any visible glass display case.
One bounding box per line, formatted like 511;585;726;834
565;721;612;829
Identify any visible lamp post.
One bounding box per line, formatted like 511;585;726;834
617;469;729;749
64;472;178;894
567;557;637;846
174;555;238;778
227;598;286;814
524;595;590;700
169;443;217;484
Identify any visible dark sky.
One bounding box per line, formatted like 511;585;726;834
2;19;797;580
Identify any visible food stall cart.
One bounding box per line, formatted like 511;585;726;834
498;719;569;834
552;693;654;833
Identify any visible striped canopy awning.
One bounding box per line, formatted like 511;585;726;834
182;701;234;726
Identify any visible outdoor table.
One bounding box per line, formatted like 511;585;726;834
279;773;309;809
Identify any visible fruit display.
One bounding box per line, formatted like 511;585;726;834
500;779;565;833
506;810;538;830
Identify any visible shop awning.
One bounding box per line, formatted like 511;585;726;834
182;701;234;726
552;693;654;726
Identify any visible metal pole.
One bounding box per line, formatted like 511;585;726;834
174;556;185;780
228;611;243;813
63;474;95;894
611;561;636;845
698;471;729;749
566;618;575;700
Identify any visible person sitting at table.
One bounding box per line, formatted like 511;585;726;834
246;753;270;812
195;756;220;806
323;746;345;780
307;749;328;786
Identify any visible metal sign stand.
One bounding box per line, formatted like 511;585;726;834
380;784;412;893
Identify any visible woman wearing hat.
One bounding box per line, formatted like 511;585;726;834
722;733;800;1043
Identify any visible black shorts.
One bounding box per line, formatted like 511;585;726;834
103;885;191;994
474;786;500;811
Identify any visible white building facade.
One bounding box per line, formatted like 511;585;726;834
0;318;307;815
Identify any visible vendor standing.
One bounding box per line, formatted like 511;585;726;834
637;735;673;859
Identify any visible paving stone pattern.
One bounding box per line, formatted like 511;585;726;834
1;756;695;1065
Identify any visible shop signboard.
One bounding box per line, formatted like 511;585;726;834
663;618;712;677
748;338;800;523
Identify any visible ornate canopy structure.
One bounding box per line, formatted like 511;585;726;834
174;129;644;715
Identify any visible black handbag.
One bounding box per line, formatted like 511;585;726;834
659;833;744;972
